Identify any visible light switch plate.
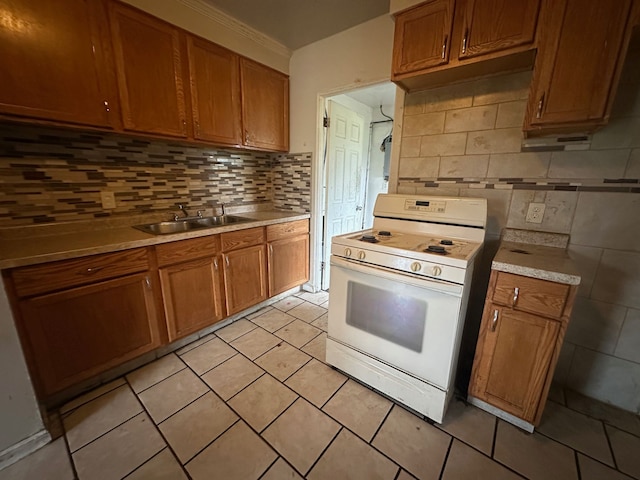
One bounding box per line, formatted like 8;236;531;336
526;202;545;223
101;191;116;209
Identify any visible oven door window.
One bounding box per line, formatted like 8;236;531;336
347;282;426;353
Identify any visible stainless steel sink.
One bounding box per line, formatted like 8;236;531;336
133;215;252;235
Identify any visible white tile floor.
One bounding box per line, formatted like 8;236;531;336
2;292;640;480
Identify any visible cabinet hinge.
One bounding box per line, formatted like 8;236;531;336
323;117;329;128
321;261;326;271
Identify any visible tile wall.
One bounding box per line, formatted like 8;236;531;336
0;125;311;227
396;44;640;413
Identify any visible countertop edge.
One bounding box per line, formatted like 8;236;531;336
491;260;581;285
0;212;310;270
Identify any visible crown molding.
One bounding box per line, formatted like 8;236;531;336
178;0;292;58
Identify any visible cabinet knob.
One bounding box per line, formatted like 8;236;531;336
513;287;520;306
491;309;499;332
536;93;545;119
214;258;218;270
225;256;230;267
145;276;151;289
441;35;448;60
84;266;103;275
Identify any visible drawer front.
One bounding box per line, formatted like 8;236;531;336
266;219;309;241
221;227;265;252
12;248;149;298
493;272;569;319
155;235;220;267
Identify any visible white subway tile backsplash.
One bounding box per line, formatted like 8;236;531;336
565;298;626;355
444;105;497;133
548;150;630;179
487;152;551;178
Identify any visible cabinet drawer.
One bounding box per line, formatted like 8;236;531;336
12;248;149;298
492;272;569;319
155;235;220;267
266;219;309;241
221;227;265;252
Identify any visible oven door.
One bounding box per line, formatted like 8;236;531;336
328;255;464;390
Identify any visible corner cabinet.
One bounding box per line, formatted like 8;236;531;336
241;59;290;152
392;0;541;91
221;227;268;315
0;0;117;127
7;249;161;397
523;0;634;135
108;1;188;137
267;220;310;296
155;236;226;342
468;271;577;430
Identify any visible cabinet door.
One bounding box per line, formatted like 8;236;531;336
160;257;225;341
458;0;540;59
108;2;188;137
0;0;115;127
268;234;310;296
19;273;160;396
525;0;632;131
469;305;560;422
187;36;242;145
392;0;455;75
222;245;267;315
240;58;289;152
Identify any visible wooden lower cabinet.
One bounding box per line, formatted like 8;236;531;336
19;273;160;396
159;256;225;341
268;234;309;296
468;305;560;422
468;269;577;429
222;245;268;315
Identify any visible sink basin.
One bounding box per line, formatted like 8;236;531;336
133;215;252;235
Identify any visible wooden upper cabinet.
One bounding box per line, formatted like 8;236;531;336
524;0;633;134
392;0;455;75
108;2;188;137
0;0;116;127
457;0;540;59
240;58;290;152
187;36;242;146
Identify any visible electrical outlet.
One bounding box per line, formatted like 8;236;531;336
100;191;116;209
526;202;545;224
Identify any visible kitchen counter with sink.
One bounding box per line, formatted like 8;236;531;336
492;228;581;286
0;209;310;269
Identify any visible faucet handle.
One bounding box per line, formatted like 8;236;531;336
196;210;203;218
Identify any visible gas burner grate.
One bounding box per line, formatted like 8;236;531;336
425;245;449;254
360;235;379;243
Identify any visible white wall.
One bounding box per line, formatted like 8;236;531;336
289;14;395;289
364;104;394;225
121;0;290;73
0;286;46;460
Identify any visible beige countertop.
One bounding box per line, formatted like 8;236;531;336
492;238;581;286
0;210;310;270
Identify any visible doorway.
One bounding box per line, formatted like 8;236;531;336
318;82;396;291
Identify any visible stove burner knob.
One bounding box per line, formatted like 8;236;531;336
431;266;442;277
411;262;421;272
344;248;352;257
357;250;366;260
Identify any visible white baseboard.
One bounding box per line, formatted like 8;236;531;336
0;429;51;471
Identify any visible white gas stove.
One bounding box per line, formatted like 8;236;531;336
327;194;487;423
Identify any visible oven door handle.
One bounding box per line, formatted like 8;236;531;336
330;255;463;296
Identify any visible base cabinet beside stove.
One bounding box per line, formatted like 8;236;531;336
468;270;578;431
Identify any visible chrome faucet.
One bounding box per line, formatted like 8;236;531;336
173;204;203;221
220;203;225;216
177;204;189;218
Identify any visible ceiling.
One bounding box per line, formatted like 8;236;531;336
201;0;390;50
343;82;396;109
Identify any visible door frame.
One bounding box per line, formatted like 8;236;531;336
307;83;404;293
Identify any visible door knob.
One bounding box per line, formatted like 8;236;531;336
356;206;363;211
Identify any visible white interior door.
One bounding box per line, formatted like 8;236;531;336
322;100;367;290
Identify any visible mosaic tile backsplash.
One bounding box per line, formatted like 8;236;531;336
0;125;311;226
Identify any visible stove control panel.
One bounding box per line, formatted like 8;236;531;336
404;199;446;213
